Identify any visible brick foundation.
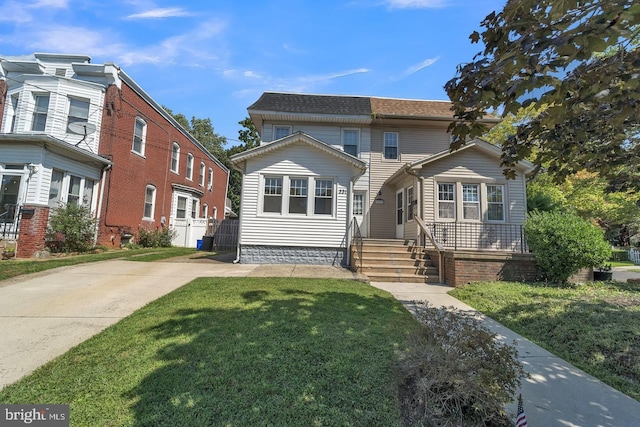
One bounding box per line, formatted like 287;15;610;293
17;205;50;258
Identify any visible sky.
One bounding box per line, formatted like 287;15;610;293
0;0;507;147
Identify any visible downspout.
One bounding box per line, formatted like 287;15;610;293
94;163;111;245
232;162;245;264
346;179;354;267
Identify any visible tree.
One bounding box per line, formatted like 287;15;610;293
446;0;640;188
163;106;228;161
226;117;261;214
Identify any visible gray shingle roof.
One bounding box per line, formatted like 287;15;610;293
248;92;372;115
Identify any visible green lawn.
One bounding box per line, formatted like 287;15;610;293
450;281;640;401
0;247;199;282
0;278;416;426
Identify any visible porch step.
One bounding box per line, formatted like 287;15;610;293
352;238;439;283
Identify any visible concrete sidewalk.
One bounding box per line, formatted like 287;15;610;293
370;282;640;427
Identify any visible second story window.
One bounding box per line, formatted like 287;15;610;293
67;97;90;132
384;132;399;160
274;125;292;140
199;162;205;186
31;94;50;132
342;129;359;157
133;117;147;155
171;143;180;173
186;154;194;180
208;167;213;191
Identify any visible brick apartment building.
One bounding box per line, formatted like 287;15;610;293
0;53;228;257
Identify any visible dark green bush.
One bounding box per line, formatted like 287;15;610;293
46;203;97;253
397;302;524;427
137;227;175;248
524;211;611;283
610;249;629;262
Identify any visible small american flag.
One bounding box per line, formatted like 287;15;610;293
516;394;528;427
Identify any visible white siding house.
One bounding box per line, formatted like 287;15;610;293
231;92;534;266
230;132;365;264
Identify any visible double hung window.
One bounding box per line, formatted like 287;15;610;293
342;129;359;156
288;178;308;214
487;185;505;221
133;118;147;155
263;177;283;213
462;184;480;220
438;184;455;219
314;179;333;215
384;132;398;160
171;143;180;173
31;94;49;132
67;97;90;131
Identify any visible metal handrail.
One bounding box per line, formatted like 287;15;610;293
350;217;363;272
414;215;445;283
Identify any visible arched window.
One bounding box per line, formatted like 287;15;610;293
171;143;180;173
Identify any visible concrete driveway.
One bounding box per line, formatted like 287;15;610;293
0;258;361;390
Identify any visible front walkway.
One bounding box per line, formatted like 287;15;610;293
370;281;640;427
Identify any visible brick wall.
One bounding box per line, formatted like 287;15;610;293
96;83;228;246
442;251;539;286
16;205;49;258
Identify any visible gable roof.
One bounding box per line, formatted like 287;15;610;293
385;138;535;185
229;131;367;173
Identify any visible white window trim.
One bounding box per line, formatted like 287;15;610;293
341;128;360;157
273;125;292;141
31;93;50;132
436;182;456;221
261;175;284;215
208;167;214;191
132;117;147;157
186;154;194;180
486;184;507;222
259;175;337;219
406;186;414;222
383;131;399;161
66;96;90;132
171;143;180;174
199;162;206;187
9;94;20;133
143;185;156;220
461;183;481;222
49;170;97;211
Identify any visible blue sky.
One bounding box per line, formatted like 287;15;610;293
0;0;506;146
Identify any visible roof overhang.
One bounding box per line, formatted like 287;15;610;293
229;131;367;173
171;183;204;197
248;110;371;135
0;134;111;168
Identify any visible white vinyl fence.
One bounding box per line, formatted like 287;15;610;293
630;249;640;265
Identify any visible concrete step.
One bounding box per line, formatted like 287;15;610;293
361;238;415;246
359;256;434;267
361;265;438;275
365;272;439;283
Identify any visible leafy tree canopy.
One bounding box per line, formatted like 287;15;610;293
446;0;640;188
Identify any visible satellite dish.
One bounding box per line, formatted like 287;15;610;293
68;122;96;136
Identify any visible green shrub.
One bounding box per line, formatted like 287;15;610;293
46;203;97;253
524;211;611;283
137;227;175;248
397;302;525;427
610;249;629;262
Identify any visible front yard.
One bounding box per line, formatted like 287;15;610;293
450;280;640;401
0;278;415;426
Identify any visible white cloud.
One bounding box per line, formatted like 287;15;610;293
226;67;371;96
125;7;192;19
0;1;33;23
403;56;440;76
384;0;448;9
31;0;68;7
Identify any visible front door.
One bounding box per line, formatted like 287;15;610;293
353;191;368;237
395;189;404;239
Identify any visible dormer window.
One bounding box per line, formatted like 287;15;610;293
31;94;50;132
